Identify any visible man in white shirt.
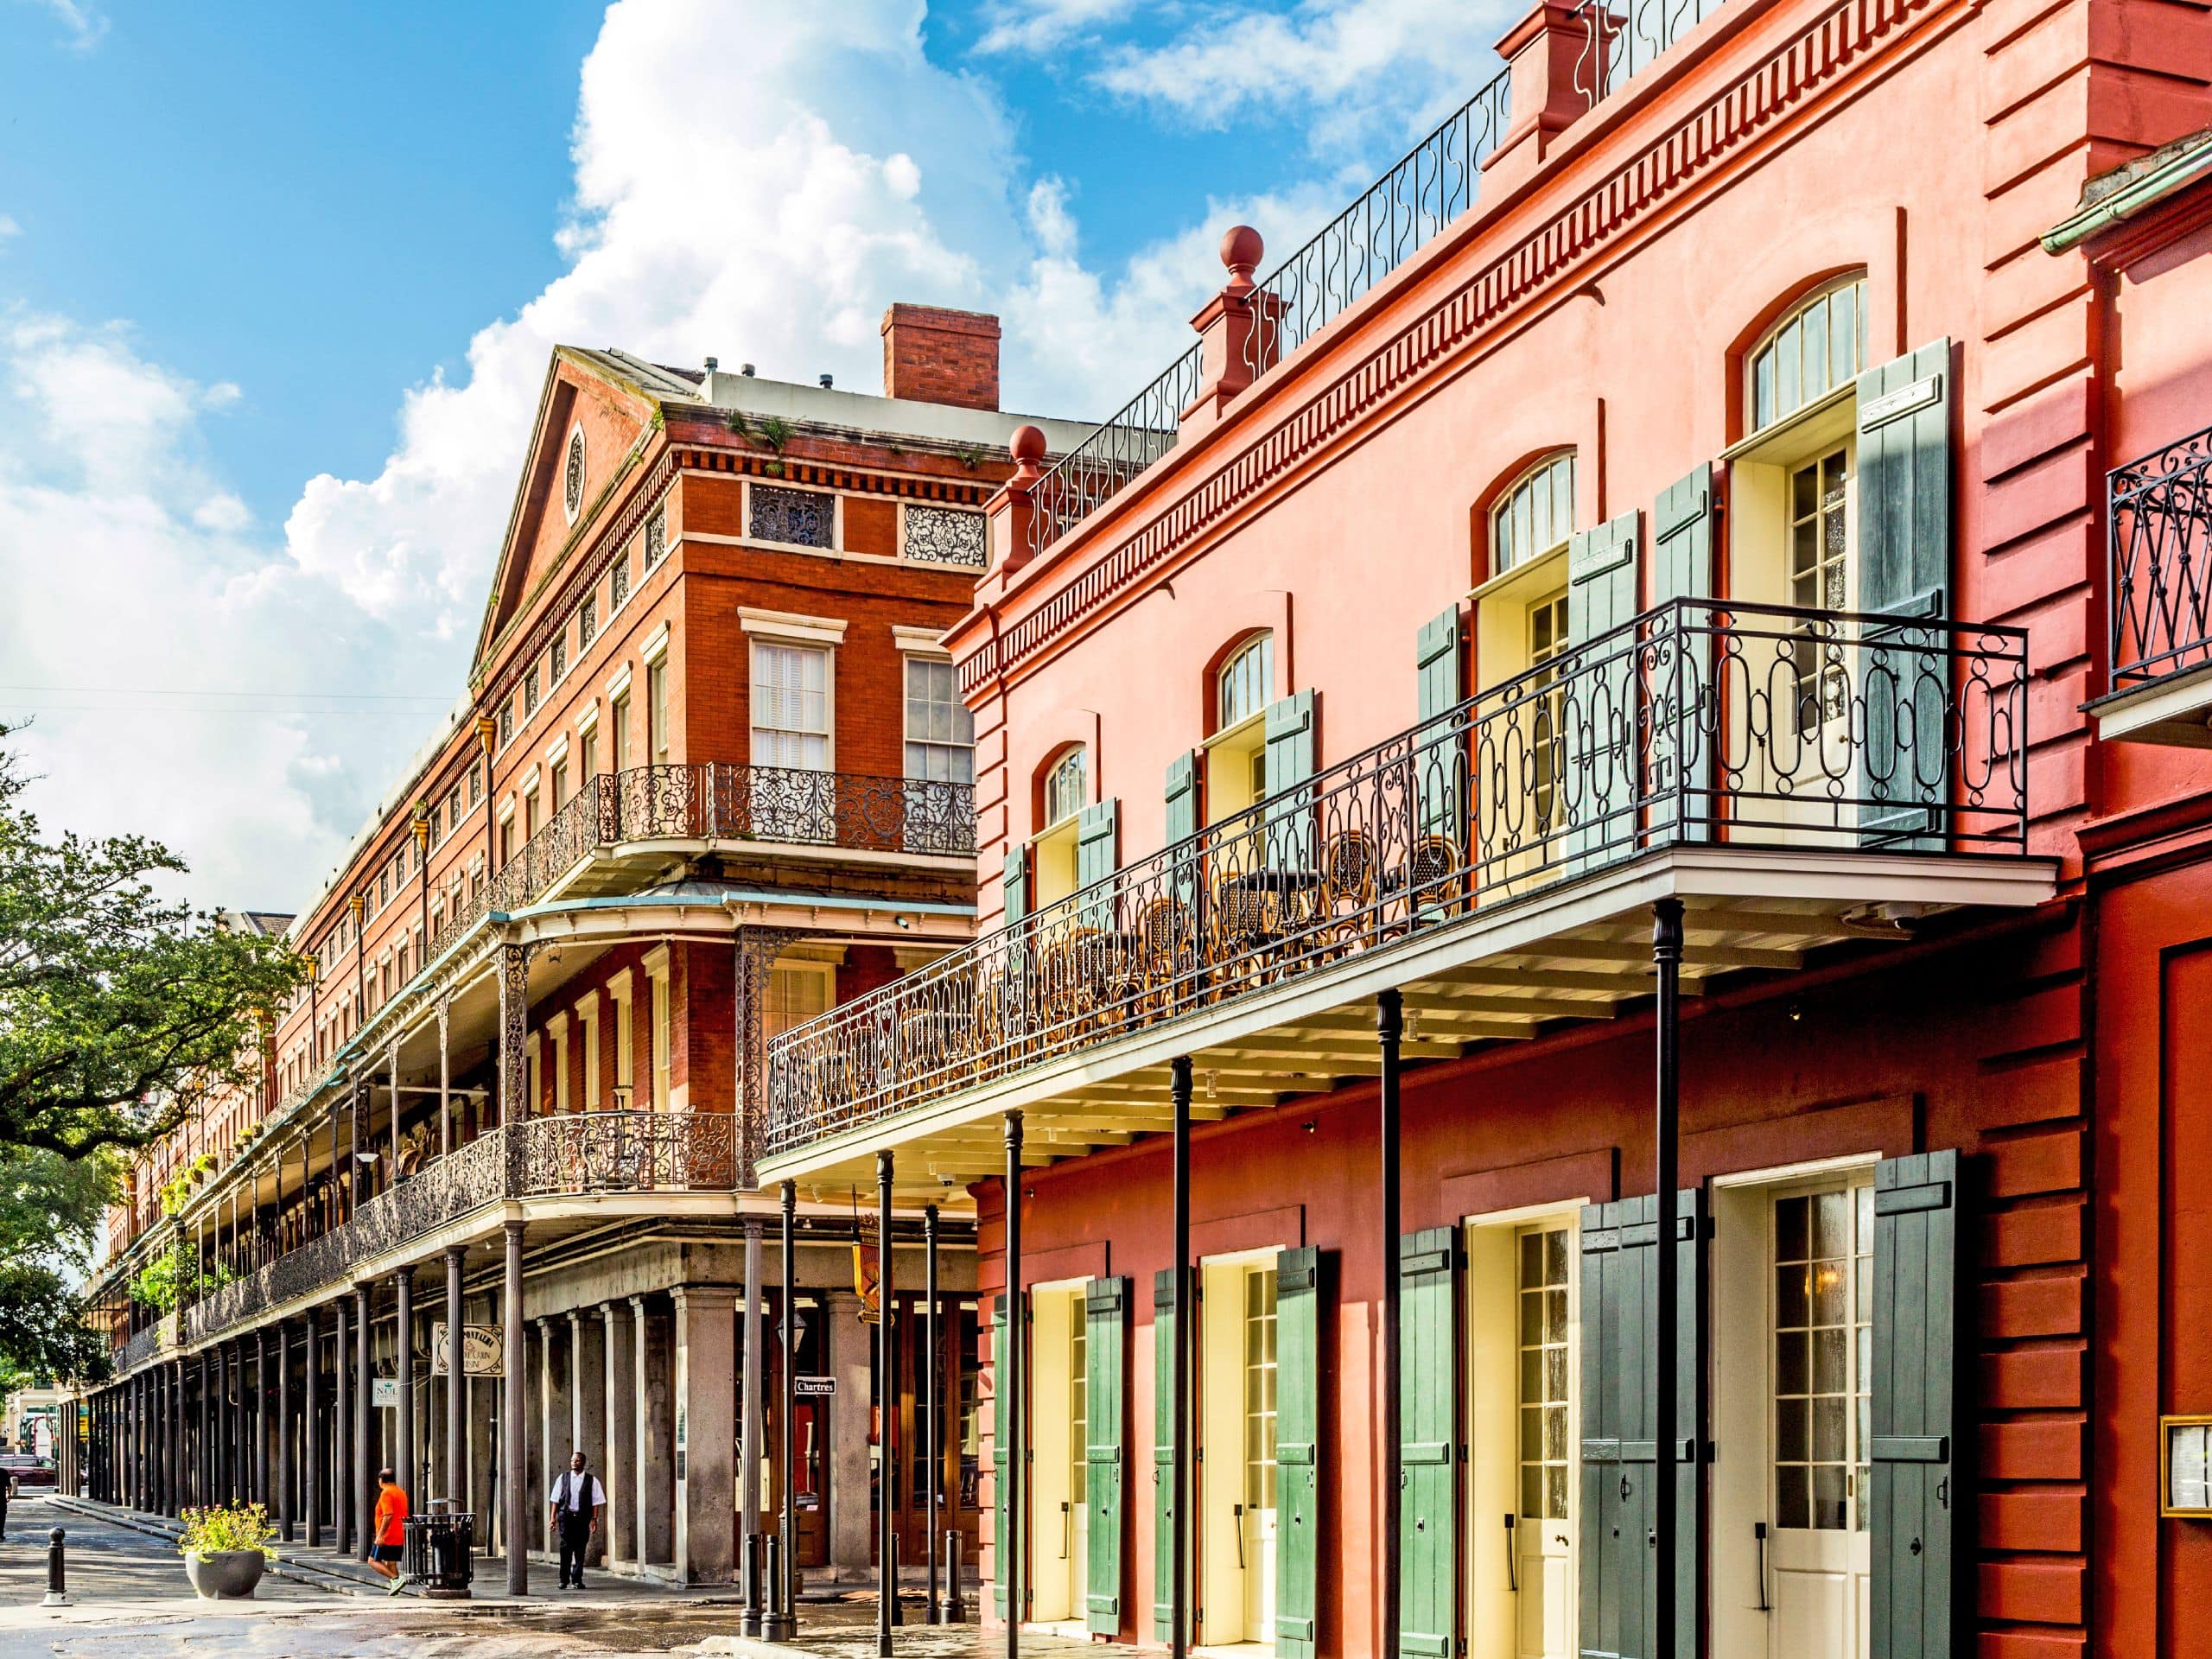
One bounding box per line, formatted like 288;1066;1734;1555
550;1451;607;1589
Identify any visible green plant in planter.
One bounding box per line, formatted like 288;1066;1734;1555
179;1503;277;1558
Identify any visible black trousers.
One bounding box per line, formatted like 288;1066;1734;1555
557;1511;591;1585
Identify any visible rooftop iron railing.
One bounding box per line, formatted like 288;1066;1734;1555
2109;422;2212;688
1571;0;1731;105
764;598;2028;1155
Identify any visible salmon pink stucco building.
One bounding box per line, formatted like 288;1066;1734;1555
756;1;2212;1657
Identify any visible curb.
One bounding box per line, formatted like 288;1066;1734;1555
48;1495;374;1599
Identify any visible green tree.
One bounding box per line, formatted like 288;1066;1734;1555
0;725;308;1158
0;1144;118;1382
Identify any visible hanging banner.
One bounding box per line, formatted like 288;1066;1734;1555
429;1321;505;1377
853;1243;882;1323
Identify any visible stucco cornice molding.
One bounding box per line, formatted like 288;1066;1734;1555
957;0;1951;697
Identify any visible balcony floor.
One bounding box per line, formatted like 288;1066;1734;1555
759;843;2056;1204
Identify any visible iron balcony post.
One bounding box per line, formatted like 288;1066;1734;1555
878;1150;898;1653
1170;1056;1193;1659
1652;896;1684;1659
1378;989;1404;1659
502;1220;527;1596
925;1203;943;1624
1003;1109;1025;1659
766;1180;798;1643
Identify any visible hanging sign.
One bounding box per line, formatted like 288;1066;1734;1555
372;1378;399;1409
429;1321;505;1377
853;1243;882;1322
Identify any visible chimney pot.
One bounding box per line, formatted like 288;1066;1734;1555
704;356;718;373
820;373;835;390
741;363;756;377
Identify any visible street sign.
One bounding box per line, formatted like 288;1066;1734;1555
372;1378;398;1408
429;1321;505;1377
794;1375;836;1397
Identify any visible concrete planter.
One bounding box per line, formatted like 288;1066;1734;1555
184;1549;267;1599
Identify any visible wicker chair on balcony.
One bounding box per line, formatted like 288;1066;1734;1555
1210;878;1285;995
1389;832;1465;931
1038;927;1115;1038
1314;829;1379;958
1134;896;1197;1020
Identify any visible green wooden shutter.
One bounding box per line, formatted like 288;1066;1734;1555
1076;799;1119;928
1151;1270;1183;1644
1262;691;1318;874
1166;750;1200;912
1578;1189;1705;1659
1415;608;1465;846
1399;1228;1459;1658
1855;340;1954;849
1871;1151;1961;1659
1001;844;1028;927
1274;1247;1324;1659
1563;511;1642;871
1650;467;1715;845
1085;1276;1129;1636
993;1306;1011;1618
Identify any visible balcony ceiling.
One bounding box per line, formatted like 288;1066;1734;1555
760;844;2056;1205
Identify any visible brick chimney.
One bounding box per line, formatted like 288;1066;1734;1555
880;304;1001;410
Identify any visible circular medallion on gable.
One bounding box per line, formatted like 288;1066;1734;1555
563;427;586;523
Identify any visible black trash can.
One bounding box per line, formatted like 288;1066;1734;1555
403;1501;475;1600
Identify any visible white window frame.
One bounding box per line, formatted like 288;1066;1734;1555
1747;273;1871;436
548;1011;570;1116
641;945;671;1112
608;969;635;1109
1489;450;1577;576
899;649;973;785
750;639;836;772
575;990;601;1110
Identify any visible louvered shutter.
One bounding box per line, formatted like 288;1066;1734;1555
1001;845;1027;927
1076;799;1119;929
993;1306;1013;1619
1166;749;1200;912
1274;1247;1324;1659
1400;1228;1459;1658
1085;1277;1129;1636
1855;340;1954;849
1262;691;1318;874
1563;512;1642;871
1871;1151;1961;1659
1578;1189;1705;1659
1415;608;1466;847
1650;467;1715;844
1151;1270;1184;1644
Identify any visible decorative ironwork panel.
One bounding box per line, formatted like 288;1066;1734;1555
903;505;988;568
766;598;2029;1158
511;1110;739;1197
2110;422;2212;685
750;485;834;550
496;944;531;1129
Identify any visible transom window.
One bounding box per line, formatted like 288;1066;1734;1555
1043;746;1088;829
1491;451;1576;575
1773;1182;1872;1533
1518;1223;1571;1521
1750;274;1870;433
904;658;975;785
1217;632;1274;731
751;643;830;771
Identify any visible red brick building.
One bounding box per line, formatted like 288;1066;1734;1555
75;307;1093;1593
753;8;2212;1659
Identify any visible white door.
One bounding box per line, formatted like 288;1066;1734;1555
1243;1268;1279;1643
1767;1178;1873;1659
1069;1307;1089;1617
1514;1224;1575;1659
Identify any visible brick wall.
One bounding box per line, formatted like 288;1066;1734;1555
881;304;1001;410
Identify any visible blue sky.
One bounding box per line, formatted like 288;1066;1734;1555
0;0;1510;909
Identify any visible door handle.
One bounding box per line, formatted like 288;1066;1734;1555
1234;1502;1246;1570
1503;1513;1517;1592
1059;1499;1071;1560
1753;1522;1770;1613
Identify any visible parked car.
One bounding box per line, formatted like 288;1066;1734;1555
0;1452;57;1494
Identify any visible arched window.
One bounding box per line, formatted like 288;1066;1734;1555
1749;274;1869;434
1217;632;1274;732
1490;451;1576;575
1043;745;1088;830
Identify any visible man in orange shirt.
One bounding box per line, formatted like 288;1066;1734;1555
369;1466;409;1595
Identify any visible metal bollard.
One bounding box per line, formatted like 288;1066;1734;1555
762;1532;795;1641
741;1532;764;1638
938;1529;966;1624
43;1527;70;1607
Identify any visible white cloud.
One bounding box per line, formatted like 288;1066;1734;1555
1093;0;1512;147
977;0;1142;54
26;0;106;50
0;216;20;250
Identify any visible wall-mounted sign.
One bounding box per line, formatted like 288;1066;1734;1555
2164;1415;2212;1516
429;1321;505;1378
372;1378;399;1409
794;1376;836;1398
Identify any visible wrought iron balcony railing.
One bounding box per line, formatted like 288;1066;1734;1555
2109;422;2212;687
1570;0;1730;106
426;762;976;964
180;1110;740;1344
765;599;2028;1156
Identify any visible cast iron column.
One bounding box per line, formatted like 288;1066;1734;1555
446;1246;467;1505
503;1219;528;1596
924;1203;941;1624
393;1268;415;1505
1002;1110;1024;1659
354;1281;373;1559
334;1297;353;1554
1170;1056;1192;1659
1653;896;1683;1659
257;1327;271;1510
278;1319;294;1540
766;1180;797;1642
741;1218;765;1635
877;1149;897;1654
1378;988;1404;1659
305;1310;321;1548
